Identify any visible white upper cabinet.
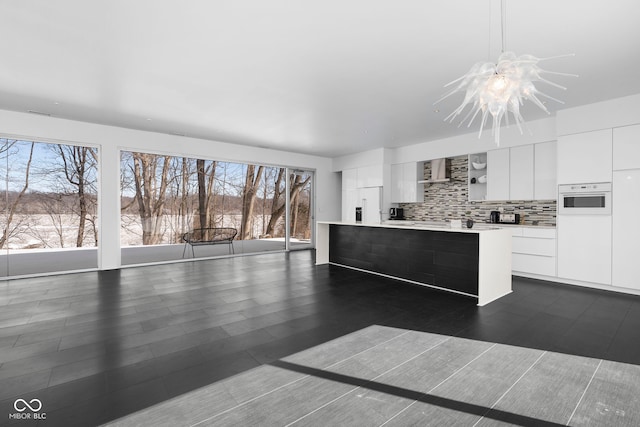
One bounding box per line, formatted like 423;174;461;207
390;162;424;203
613;124;640;170
557;129;612;184
356;165;383;188
342;168;358;191
390;163;403;203
475;143;557;201
509;145;534;200
486;148;510;200
534;141;557;200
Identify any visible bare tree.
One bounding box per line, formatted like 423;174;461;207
53;144;98;247
32;193;67;248
179;157;192;237
194;159;219;231
265;168;286;237
0;141;35;248
131;152;172;245
265;169;311;238
239;164;264;240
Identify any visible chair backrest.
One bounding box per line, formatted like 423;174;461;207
184;228;237;243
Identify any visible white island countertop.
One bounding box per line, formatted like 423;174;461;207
316;220;505;234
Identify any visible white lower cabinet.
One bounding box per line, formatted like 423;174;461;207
508;227;557;276
512;253;557;277
557;215;612;285
612;169;640;290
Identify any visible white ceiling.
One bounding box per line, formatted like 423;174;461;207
2;0;640;157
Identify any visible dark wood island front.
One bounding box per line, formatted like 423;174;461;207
316;221;512;306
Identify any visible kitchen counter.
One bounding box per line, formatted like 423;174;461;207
384;220;556;230
316;221;512;306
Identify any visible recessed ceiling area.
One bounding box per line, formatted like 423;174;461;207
1;0;639;157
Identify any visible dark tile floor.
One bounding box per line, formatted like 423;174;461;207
1;250;639;426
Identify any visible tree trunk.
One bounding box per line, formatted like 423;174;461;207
240;165;264;240
289;174;302;238
75;147;87;247
132;153;172;245
196;159;207;230
265;171;310;238
205;161;216;228
265;168;285;236
180;157;189;236
0;142;34;249
55;144;97;247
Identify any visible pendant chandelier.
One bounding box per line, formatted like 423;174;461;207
436;0;576;146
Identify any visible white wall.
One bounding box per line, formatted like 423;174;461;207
392;117;557;164
331;117;557;170
331;147;389;172
0;109;341;269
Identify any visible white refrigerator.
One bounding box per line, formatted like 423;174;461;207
342;187;382;224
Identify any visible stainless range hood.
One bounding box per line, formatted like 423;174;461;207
419;158;450;183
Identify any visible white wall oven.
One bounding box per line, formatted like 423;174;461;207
557;182;612;285
558;182;612;215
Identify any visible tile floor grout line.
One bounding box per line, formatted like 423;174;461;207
286;334;455;427
378;342;497;427
426;343;498;394
188;373;312;426
324;329;413;370
378;400;417;427
283;387;363;427
189;328;412;426
471;350;548;427
566;358;602;426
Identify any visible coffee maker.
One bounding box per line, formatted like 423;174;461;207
389;207;404;220
355;207;362;223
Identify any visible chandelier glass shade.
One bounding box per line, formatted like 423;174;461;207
437;52;575;146
435;0;576;146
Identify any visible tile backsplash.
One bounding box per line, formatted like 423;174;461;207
399;155;557;226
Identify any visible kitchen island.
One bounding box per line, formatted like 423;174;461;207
316;221;512;306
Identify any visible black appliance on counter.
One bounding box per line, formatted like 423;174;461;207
389;207;404;220
355;207;362;223
490;211;500;223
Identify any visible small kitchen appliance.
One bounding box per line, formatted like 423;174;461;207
498;213;520;224
389;207;404;220
490;211;500;223
355;207;362;223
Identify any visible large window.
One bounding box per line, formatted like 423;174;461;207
120;151;313;265
0;138;98;277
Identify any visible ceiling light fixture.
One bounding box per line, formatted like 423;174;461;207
435;0;577;146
